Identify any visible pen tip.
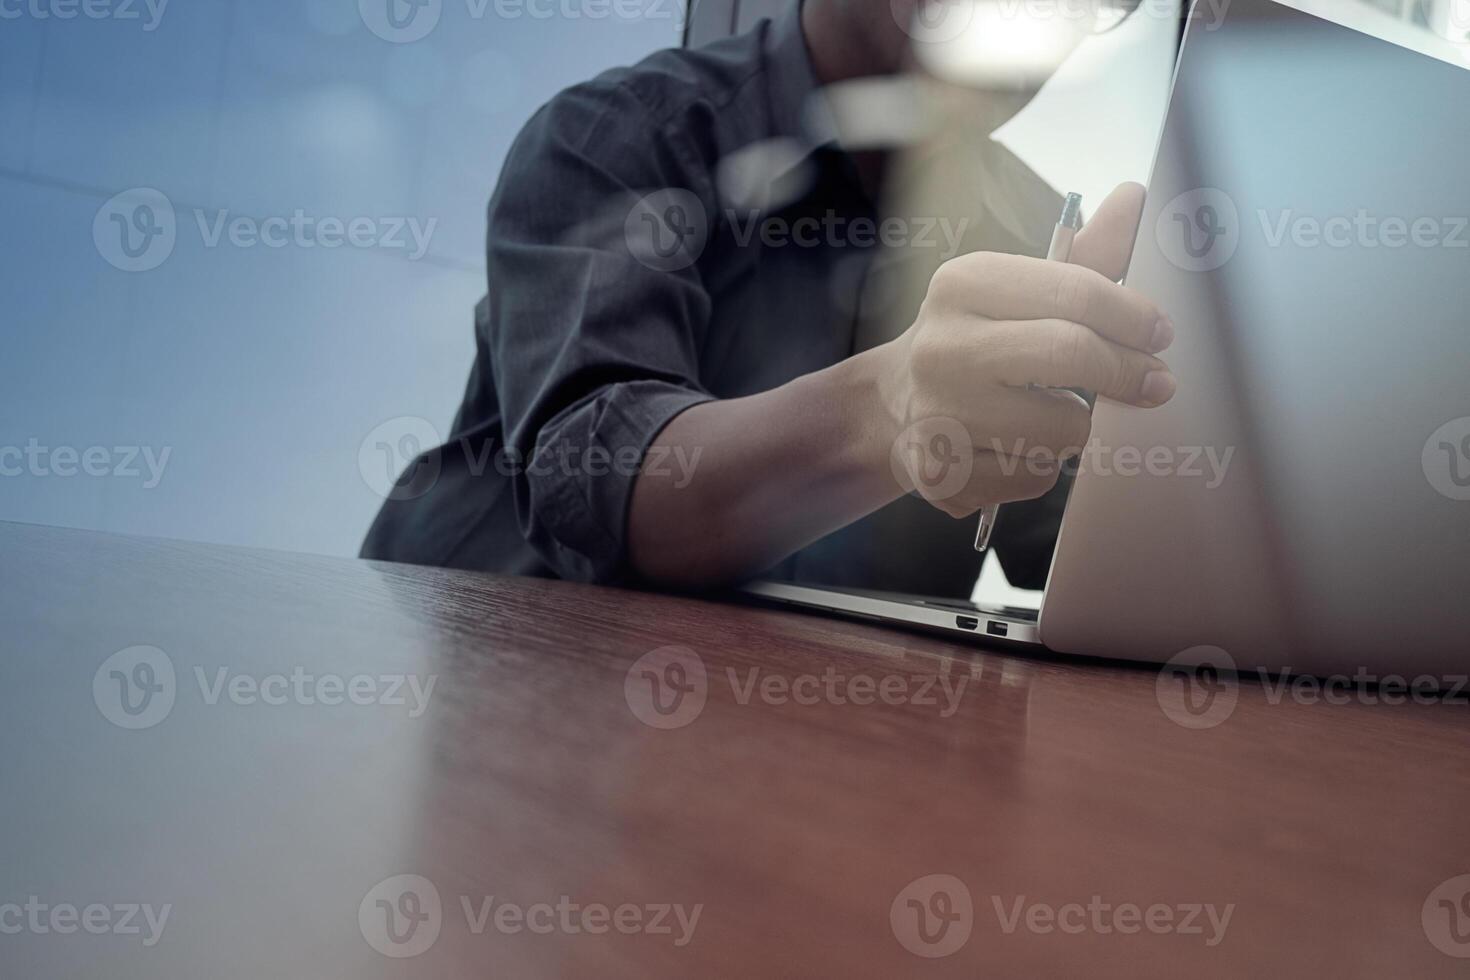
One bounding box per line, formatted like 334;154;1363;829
1061;192;1083;229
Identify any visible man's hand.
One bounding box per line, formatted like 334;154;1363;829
628;182;1175;587
879;182;1176;518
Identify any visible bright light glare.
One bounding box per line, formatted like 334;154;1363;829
913;0;1093;88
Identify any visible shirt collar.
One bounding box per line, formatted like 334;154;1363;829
764;1;825;144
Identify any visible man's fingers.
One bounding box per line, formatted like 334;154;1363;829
960;386;1094;459
924;449;1069;519
985;319;1178;407
1070;182;1146;283
931;251;1172;355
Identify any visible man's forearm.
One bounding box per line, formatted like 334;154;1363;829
625;194;1174;589
627;343;905;588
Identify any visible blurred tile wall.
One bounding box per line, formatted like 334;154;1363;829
0;0;682;556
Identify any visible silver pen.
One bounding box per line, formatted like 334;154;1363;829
974;192;1084;553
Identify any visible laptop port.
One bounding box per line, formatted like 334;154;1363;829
987;621;1009;638
955;615;979;631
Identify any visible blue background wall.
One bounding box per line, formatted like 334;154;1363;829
1;0;681;556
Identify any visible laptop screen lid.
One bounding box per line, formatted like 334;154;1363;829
1041;0;1470;676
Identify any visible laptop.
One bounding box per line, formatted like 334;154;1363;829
748;0;1470;677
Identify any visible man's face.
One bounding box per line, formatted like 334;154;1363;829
844;0;928;76
879;0;1100;91
846;0;1099;84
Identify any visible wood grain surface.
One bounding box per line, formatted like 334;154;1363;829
3;520;1468;978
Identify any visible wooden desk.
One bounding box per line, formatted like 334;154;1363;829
3;521;1468;978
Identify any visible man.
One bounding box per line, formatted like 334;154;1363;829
362;0;1177;595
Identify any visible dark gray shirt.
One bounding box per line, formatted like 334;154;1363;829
362;4;1066;594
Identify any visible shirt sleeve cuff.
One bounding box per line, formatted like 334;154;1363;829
533;380;714;583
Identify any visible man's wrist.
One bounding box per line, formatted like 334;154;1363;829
823;340;910;506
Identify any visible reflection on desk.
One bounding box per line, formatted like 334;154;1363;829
2;521;1468;978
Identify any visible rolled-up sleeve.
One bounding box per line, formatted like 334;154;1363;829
484;80;717;583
